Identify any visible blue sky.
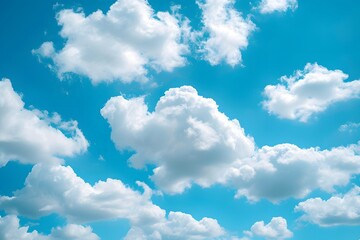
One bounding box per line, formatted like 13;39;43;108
0;0;360;239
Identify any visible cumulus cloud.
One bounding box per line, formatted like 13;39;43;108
262;63;360;122
258;0;298;14
0;164;224;239
34;0;190;84
101;86;255;194
0;79;88;167
233;142;360;202
102;85;360;201
196;0;255;66
0;215;99;240
248;217;293;239
295;186;360;226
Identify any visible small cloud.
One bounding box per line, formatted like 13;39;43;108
339;122;360;133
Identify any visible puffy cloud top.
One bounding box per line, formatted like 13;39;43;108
101;85;255;194
263;63;360;122
34;0;190;84
296;186;360;226
196;0;255;66
249;217;293;239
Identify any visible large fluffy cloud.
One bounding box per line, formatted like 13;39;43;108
262;63;360;122
247;217;293;240
101;86;255;194
196;0;255;66
0;164;224;239
0;79;88;167
233;142;360;202
258;0;298;14
102;85;360;202
34;0;190;84
295;186;360;226
0;215;99;240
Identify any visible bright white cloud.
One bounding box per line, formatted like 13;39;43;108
0;164;224;239
0;79;88;167
258;0;298;14
101;86;255;194
34;0;190;84
0;215;99;240
196;0;255;66
339;122;360;133
295;186;360;226
233;142;360;202
263;63;360;122
249;217;293;239
102;85;360;201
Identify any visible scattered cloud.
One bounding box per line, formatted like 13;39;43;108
295;186;360;226
0;215;99;240
262;63;360;122
0;164;225;239
196;0;255;66
0;79;88;167
34;0;190;84
247;217;293;239
101;85;255;194
339;122;360;133
233;142;360;202
258;0;298;14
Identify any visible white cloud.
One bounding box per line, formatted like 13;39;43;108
0;79;88;167
49;224;100;240
101;85;360;201
263;63;360;122
34;0;190;84
0;215;99;240
125;211;225;240
249;217;293;239
295;186;360;226
101;85;255;194
258;0;298;14
196;0;255;66
233;142;360;202
0;164;224;239
339;122;360;133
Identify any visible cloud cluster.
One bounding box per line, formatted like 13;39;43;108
0;79;88;167
0;215;99;240
196;0;255;66
295;186;360;226
101;85;255;194
247;217;293;239
102;85;360;202
263;63;360;122
258;0;298;14
34;0;190;84
0;164;224;239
